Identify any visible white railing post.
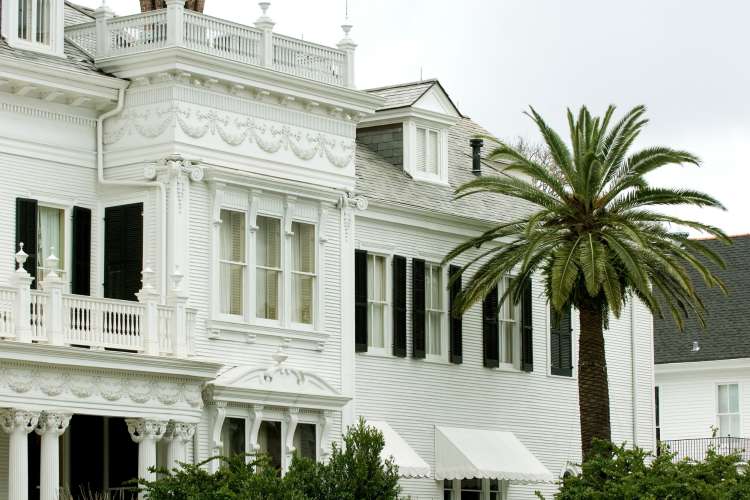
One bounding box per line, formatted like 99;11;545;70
136;267;160;356
12;244;34;343
255;2;275;68
166;0;185;47
337;23;357;88
167;267;189;358
40;252;65;347
93;2;114;58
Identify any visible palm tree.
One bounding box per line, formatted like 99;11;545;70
444;105;729;459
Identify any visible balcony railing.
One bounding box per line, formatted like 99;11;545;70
660;437;750;462
0;250;194;358
64;4;355;88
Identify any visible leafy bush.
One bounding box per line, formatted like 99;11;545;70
140;418;400;500
540;440;750;499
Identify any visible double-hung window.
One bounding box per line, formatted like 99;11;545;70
444;479;502;499
425;262;445;358
37;205;65;279
256;216;282;321
498;276;521;367
717;383;740;437
219;209;246;316
291;222;316;325
367;254;388;349
17;0;51;45
416;127;440;175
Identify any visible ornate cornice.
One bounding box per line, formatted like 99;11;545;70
0;101;96;128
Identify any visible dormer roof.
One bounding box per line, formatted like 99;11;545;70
366;79;462;117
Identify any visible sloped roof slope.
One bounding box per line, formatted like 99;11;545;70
654;234;750;364
0;37;102;76
65;1;95;26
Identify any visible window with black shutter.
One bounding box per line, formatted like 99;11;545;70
72;206;92;296
392;255;407;357
550;305;573;376
354;249;368;352
104;203;143;301
411;258;426;359
520;277;534;372
15;198;38;288
448;265;462;364
482;286;499;368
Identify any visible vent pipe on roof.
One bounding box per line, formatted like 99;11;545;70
470;138;483;175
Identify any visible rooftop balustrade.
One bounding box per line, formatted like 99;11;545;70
65;2;356;88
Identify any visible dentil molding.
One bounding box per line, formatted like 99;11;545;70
104;104;355;169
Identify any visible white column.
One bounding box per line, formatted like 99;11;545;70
12;244;34;343
36;412;71;500
93;3;114;58
126;419;167;499
0;409;40;500
337;24;357;88
166;0;185;46
163;422;196;471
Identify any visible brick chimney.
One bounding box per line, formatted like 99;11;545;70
140;0;205;12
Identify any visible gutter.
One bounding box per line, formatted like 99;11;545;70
96;84;168;302
631;300;639;446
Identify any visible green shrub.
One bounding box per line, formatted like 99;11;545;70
140;418;400;500
540;440;750;500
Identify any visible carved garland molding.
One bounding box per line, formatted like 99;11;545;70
0;364;203;409
104;105;355;169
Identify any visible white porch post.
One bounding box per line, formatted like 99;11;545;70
36;412;71;500
136;268;161;356
93;3;114;58
337;24;357;89
126;419;167;499
0;409;40;500
166;0;185;46
12;244;34;343
163;422;196;470
255;2;275;68
40;253;65;347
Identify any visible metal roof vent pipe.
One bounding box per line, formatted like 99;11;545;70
470;138;484;175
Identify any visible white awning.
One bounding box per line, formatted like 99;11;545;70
368;421;431;478
435;426;554;483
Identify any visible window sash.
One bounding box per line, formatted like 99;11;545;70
291;222;316;325
256;216;281;321
425;263;444;356
36;205;65;279
718;384;741;437
219;209;246;316
498;276;520;366
367;254;388;348
17;0;51;44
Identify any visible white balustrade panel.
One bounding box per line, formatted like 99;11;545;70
0;287;15;338
30;291;47;341
186;308;196;354
184;11;262;65
65;22;97;56
108;10;169;56
272;34;346;86
157;305;173;353
63;295;144;351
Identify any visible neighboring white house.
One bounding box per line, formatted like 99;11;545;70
0;2;655;499
654;235;750;462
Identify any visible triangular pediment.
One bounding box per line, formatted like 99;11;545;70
413;84;461;117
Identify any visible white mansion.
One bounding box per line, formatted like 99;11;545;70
0;1;656;499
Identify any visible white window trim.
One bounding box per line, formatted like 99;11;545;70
216;208;249;322
34;200;71;289
716;382;741;437
403;119;449;186
253;212;283;328
366;252;392;357
443;478;508;500
1;0;64;57
546;301;578;380
424;261;449;363
493;276;521;372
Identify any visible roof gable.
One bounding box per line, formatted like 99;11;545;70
413;83;460;117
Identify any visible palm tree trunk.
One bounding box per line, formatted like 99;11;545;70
577;302;611;459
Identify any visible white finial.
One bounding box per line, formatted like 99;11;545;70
45;248;59;279
170;265;184;292
256;2;275;30
259;1;270;15
15;242;28;272
342;23;352;37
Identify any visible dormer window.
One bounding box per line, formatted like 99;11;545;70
405;120;448;184
415;127;439;175
1;0;63;56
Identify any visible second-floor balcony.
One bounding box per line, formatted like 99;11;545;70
660;437;750;463
64;3;355;88
0;250;194;358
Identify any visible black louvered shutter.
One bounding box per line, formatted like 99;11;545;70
392;255;407;357
104;203;143;301
71;206;92;296
412;258;426;359
448;265;462;364
551;306;573;376
354;249;368;352
482;286;499;368
520;277;534;372
15;198;38;288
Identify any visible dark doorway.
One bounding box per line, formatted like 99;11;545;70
104;203;143;301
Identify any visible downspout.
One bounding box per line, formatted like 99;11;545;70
631;300;639;446
97;84;168;302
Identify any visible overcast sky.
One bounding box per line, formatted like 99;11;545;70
79;0;750;235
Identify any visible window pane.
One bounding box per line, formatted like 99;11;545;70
220;418;245;457
38;206;64;277
258;421;282;470
490;479;500;491
293;423;317;460
416;128;427;172
18;0;31;40
220;210;245;316
256;216;280;320
36;0;50;44
718;384;729;414
220;210;245;262
292;274;314;324
728;384;740;413
428;130;439;174
369;303;385;348
292;222;315;273
428;311;441;355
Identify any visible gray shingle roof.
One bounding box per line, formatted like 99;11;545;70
64;1;95;26
355;114;535;224
0;37;102;76
365;80;440;111
653;234;750;364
